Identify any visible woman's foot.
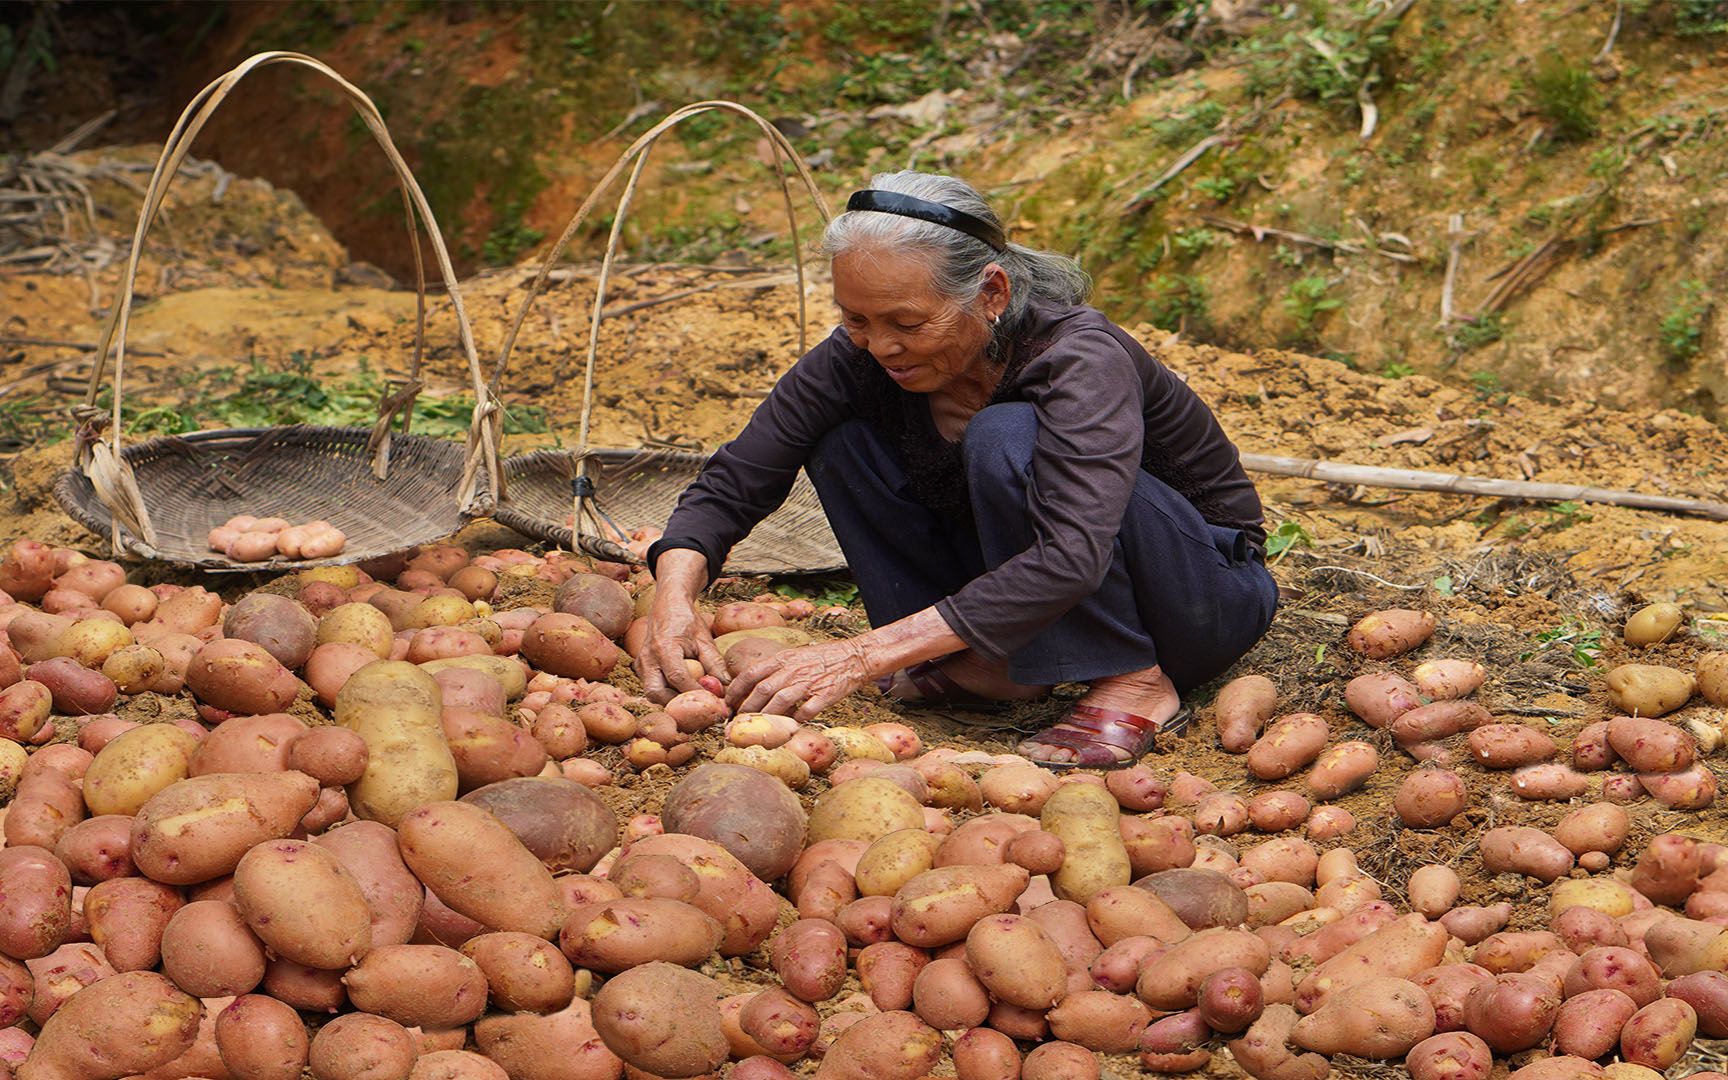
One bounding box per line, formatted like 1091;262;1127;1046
1019;665;1184;767
879;651;1048;706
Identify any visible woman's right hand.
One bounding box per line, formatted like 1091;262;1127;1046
637;548;727;704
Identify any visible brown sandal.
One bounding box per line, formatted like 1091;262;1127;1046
874;660;1012;713
1020;703;1191;771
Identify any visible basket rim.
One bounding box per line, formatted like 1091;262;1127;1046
495;445;847;576
55;424;476;573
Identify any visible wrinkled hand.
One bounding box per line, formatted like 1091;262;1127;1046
638;595;727;705
726;639;872;721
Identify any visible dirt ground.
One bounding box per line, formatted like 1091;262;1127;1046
6;150;1728;1076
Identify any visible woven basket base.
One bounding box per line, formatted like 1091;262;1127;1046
495;448;845;576
55;426;473;571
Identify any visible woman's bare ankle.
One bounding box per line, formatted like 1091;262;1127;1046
1077;665;1181;723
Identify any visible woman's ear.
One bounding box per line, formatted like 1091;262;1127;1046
981;262;1011;320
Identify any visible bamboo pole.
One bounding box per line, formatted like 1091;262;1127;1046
1240;453;1728;522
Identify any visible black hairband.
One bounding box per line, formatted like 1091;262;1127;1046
846;189;1007;252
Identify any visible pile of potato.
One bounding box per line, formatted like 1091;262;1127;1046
0;532;1727;1080
206;516;348;562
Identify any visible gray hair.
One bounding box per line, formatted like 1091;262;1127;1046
820;171;1091;347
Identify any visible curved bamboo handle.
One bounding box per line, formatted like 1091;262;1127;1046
79;51;497;551
483;101;832;514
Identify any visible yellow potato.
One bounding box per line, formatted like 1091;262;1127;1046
317;603;395;659
82;724;201;817
52;619;134;669
337;660;458;826
807;777;923;844
1041;782;1131;904
1605;664;1696;717
1624;602;1684;646
855;829;943;897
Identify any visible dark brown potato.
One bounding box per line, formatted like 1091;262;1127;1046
1132;868;1249;930
460;777;618;874
661;763;808;882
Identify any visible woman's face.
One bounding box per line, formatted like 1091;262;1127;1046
831;247;1006;395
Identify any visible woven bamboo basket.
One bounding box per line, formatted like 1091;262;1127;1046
55;427;470;571
494;448;845;576
483;100;837;573
55;52;501;570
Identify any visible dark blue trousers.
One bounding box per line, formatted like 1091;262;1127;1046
805;403;1278;692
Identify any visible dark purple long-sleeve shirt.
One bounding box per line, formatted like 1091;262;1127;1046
647;302;1265;662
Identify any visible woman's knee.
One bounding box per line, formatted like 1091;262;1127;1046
962;402;1038;484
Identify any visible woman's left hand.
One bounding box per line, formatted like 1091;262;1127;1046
726;639;873;721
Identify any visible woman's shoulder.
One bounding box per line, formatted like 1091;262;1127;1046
1021;302;1159;371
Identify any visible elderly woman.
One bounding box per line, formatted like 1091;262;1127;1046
639;171;1277;768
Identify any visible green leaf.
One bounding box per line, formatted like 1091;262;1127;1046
1432;576;1454;596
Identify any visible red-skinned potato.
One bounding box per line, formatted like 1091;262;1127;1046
1227;1004;1329;1080
341;944;489;1029
0;845;72;959
398;800;566;939
590;962;728;1078
966;914;1066;1010
1133;866;1248;931
952;1027;1021;1080
1461;972;1560;1053
1405;1032;1492;1080
54;815;135;884
1295;914;1447;1013
1292;975;1435;1058
83;877;182;971
1136;928;1269;1011
1346;608;1436;658
771;918;850;1003
1214;674;1277;752
17;970;200;1080
1245;714;1329;781
1308;741;1378;800
1415;963;1495;1033
560;897;722;972
461;931;574;1014
27;657;116;715
223;594;318;670
521;614;618;680
1479;826;1574;882
461;776;618;875
554;575;632;641
307;1013;416;1080
739;987;820;1059
1619;997;1697;1070
233;840;372;970
290;726;370;787
1551;988;1638;1059
131;771;321;884
184;640;301;716
160;901;267;998
811;1010;941;1080
214;994;309;1080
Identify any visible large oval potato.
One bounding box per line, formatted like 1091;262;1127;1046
559;898;724;972
188;714;309;776
160;901;267;998
342;944;489;1029
214;994;309;1080
0;846;71;960
660;763;807;881
131;771;321;885
590;963;727;1078
17;971;200;1080
224;594;318;670
808;777;924;845
312;820;423;949
1042;782;1131;904
966;914;1067;1009
459;777;617;875
397;800;566;939
233;839;372;970
337;660;458;827
83;724;202;817
184;639;302;717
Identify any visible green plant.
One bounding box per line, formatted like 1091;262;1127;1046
1545;500;1591;530
482;213;545;265
1265;521;1314;565
1194;175;1237;202
1282;275;1343;332
773;579;859;608
1528;51;1601;142
1380;361;1416;379
1660;279;1710;363
1521;619;1604;668
1147;274;1209;331
1469;369;1509;403
1451;314;1506;352
1150;100;1225;147
1171;227;1217;258
1676;0;1728;35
